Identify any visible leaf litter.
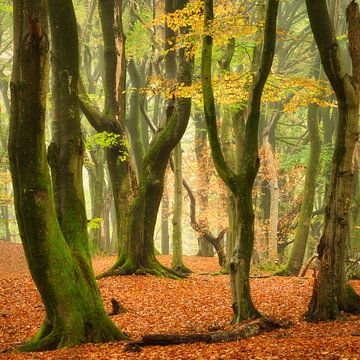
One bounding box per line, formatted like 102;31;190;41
0;240;359;359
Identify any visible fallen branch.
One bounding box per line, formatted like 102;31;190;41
124;318;291;351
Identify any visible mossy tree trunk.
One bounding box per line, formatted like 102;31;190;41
201;0;278;321
100;0;193;278
306;0;360;321
9;0;124;351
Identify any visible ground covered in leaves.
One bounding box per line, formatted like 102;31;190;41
1;240;360;359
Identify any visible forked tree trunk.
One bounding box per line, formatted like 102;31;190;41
306;0;360;321
9;0;124;351
100;0;193;278
79;0;133;254
201;0;279;321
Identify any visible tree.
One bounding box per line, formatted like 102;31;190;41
79;0;134;253
101;0;193;277
306;0;360;321
9;0;125;351
278;60;322;276
201;0;279;321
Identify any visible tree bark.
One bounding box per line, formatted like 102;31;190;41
125;318;289;350
306;0;360;321
127;58;145;178
261;127;279;263
171;142;190;273
194;110;214;257
161;187;170;255
9;0;124;351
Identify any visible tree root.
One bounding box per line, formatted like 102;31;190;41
98;259;184;280
172;264;193;275
124;317;291;351
17;318;127;352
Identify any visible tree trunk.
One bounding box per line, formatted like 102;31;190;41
171;142;190;273
194;110;214;257
100;0;193;278
79;0;134;254
88;147;105;253
1;206;11;241
127;58;145;178
201;0;278;321
261;128;279;263
9;0;124;351
306;0;360;321
282;102;321;276
161;188;170;255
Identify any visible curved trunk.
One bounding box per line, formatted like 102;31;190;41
9;0;123;351
201;0;278;321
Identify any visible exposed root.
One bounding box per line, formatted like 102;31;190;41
17;318;126;352
98;258;183;279
172;264;193;276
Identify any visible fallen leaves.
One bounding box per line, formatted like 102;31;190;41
1;240;360;359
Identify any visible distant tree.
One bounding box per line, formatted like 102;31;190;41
306;0;360;321
79;0;134;253
9;0;124;351
278;59;322;276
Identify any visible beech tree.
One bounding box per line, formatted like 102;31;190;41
306;0;360;321
9;0;124;351
201;0;279;321
79;0;133;253
101;0;193;277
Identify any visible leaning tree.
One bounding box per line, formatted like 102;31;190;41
9;0;125;351
306;0;360;321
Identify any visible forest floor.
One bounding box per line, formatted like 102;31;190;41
0;240;360;359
